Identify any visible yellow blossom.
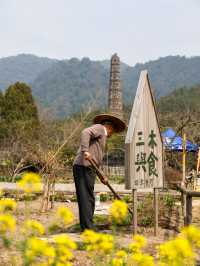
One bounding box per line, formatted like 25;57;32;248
130;252;155;266
109;200;128;224
81;229;100;244
0;198;17;212
34;264;48;266
112;258;124;266
98;240;113;253
22;219;45;236
112;250;127;266
133;234;147;248
181;225;200;247
129;242;141;253
0;213;16;233
56;207;74;226
81;230;114;254
158;237;195;266
53;235;76;265
17;172;42;193
129;235;147;253
25;237;55;264
55;262;72;266
53;234;77;250
98;234;114;253
115;250;127;258
55;245;74;261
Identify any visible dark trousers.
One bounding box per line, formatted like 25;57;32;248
73;165;96;230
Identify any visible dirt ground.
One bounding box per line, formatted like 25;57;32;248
1;197;200;265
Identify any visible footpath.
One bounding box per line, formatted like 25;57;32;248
0;182;158;193
0;182;130;193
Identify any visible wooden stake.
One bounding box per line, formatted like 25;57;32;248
186;195;192;226
50;176;56;209
132;189;137;234
182;133;186;185
154;188;159;236
182;192;187;226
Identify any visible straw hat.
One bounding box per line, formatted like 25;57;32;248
93;113;126;133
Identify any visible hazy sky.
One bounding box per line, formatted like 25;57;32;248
0;0;200;65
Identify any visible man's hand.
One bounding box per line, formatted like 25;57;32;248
84;151;92;161
101;176;108;185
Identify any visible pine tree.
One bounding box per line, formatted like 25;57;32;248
2;82;39;139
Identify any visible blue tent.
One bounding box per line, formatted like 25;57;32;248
162;128;198;152
162;128;176;139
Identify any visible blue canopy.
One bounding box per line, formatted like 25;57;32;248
162;128;176;138
162;128;198;152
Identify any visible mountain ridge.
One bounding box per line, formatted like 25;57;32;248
1;54;200;118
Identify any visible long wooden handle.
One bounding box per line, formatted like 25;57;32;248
87;158;133;216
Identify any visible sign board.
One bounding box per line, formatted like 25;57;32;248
125;70;163;190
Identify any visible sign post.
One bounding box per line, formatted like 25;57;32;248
125;70;163;234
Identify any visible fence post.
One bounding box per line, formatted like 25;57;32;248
154;188;159;236
186;195;192;226
132;189;137;234
182;192;187;226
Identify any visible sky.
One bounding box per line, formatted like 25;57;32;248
0;0;200;65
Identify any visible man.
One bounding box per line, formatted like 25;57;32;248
73;113;126;231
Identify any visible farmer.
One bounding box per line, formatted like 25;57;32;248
73;113;126;231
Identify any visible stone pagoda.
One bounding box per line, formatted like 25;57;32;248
108;53;123;119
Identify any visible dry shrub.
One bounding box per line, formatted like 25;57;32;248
164;167;182;189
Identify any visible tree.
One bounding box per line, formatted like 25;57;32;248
0;91;3;118
2;82;39;139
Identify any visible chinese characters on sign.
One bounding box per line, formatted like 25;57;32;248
125;70;163;190
134;130;159;188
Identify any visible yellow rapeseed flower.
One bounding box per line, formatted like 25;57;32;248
112;250;127;266
129;242;141;253
158;237;195;265
34;262;49;266
115;250;127;258
129;235;147;253
81;230;114;254
109;200;128;224
130;252;155;266
17;172;42;193
55;245;74;261
22;219;45;236
133;234;147;248
55;262;72;266
181;225;200;247
112;258;124;266
0;198;17;212
81;229;100;244
25;237;55;264
98;234;114;253
56;207;74;226
0;213;16;233
54;234;77;250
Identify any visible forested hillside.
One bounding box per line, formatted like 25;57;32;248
0;54;56;91
1;54;200;118
157;84;200;144
32;58;110;118
122;56;200;101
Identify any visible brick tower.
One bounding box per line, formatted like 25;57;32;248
108;53;123;119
